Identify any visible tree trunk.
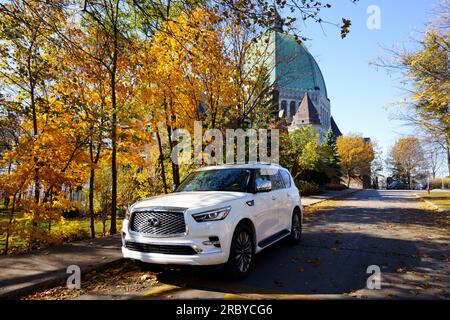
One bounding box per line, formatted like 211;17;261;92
407;171;412;189
156;129;168;193
30;68;39;206
166;124;180;188
89;168;96;238
102;212;107;236
447;142;450;178
4;193;17;255
109;30;118;235
164;100;180;188
110;92;117;235
30;69;39;249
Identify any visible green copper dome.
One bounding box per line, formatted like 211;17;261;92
274;32;328;98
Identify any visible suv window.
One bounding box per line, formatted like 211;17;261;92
270;170;284;190
254;168;283;191
176;169;252;192
280;170;291;188
254;169;271;188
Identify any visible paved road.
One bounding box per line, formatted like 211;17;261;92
300;188;357;207
25;190;450;300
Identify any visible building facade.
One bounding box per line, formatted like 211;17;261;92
256;16;342;139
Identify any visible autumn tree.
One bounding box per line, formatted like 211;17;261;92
0;0;62;205
370;142;384;189
138;8;270;183
388;137;427;188
0;0;88;250
336;135;374;188
280;125;320;180
53;23;112;238
422;134;445;179
72;0;141;234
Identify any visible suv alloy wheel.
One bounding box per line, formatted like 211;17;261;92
225;224;254;279
288;210;302;244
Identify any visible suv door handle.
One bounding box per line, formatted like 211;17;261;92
271;196;276;200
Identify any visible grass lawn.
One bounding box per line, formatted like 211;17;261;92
0;207;123;254
418;192;450;211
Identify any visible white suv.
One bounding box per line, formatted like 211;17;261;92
121;163;303;278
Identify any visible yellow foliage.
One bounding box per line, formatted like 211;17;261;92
336;135;374;181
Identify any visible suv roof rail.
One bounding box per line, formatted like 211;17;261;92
247;161;280;166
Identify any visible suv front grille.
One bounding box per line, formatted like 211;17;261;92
130;209;186;237
125;241;196;255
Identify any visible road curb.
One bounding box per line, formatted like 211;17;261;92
413;194;449;214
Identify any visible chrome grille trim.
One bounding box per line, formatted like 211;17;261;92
129;207;187;237
125;241;197;255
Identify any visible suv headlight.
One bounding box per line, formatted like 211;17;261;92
192;206;231;222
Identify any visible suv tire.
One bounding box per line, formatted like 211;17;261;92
288;210;302;244
225;224;254;280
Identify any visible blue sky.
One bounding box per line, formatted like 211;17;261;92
293;0;439;172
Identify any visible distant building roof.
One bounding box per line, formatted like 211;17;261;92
330;116;342;137
291;93;321;126
274;32;328;98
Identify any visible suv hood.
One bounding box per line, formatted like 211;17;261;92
132;191;249;211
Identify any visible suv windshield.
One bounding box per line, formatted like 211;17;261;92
176;169;252;192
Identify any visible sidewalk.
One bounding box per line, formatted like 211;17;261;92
301;188;359;207
0;234;123;299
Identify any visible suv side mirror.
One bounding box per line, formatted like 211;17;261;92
256;179;272;192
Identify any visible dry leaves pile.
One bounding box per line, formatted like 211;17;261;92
21;261;159;300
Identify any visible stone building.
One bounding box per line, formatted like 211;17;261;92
255;12;342;139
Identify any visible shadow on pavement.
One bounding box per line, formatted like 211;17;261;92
154;232;427;296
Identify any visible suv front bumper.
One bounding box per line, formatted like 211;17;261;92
121;218;230;266
121;246;228;266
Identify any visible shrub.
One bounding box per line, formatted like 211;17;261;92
296;180;320;196
58;222;90;242
325;183;348;191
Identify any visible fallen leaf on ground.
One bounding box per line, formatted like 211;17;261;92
306;258;321;267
